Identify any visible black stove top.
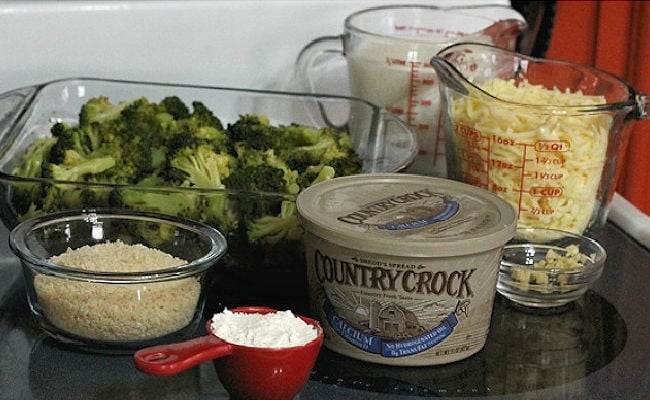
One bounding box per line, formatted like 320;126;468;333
0;222;647;400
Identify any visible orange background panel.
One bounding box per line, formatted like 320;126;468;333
546;0;650;215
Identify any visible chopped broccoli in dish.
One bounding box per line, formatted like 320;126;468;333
10;96;363;271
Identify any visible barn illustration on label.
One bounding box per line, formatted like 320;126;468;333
325;286;470;342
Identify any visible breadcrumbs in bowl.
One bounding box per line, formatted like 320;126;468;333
9;209;227;353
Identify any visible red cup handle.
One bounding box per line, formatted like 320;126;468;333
134;335;234;377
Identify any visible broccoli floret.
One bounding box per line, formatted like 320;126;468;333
166;123;231;158
201;192;240;237
262;150;300;195
168;145;235;189
11;137;57;178
164;102;231;158
114;175;198;247
159;96;190;120
119;97;167;137
277;125;361;174
224;164;285;193
49;122;103;164
278;124;323;147
228;114;281;150
98;130;157;184
326;154;363;178
77;183;115;207
281;139;335;170
48;151;116;182
116;175;199;218
78;96;129;126
297;164;336;189
247;200;302;245
48;99;163;184
222;146;297;220
41;183;96;212
114;143;155;183
188;101;224;131
8;137;58;216
224;148;299;195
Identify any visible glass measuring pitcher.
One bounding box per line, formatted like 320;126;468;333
431;42;649;235
295;5;526;177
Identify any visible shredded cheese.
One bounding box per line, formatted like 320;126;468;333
532;244;591;269
450;78;611;234
510;244;594;293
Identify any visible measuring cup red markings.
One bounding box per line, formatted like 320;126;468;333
394;25;466;37
407;64;434;122
454;122;571;220
535;140;571;152
432;42;650;233
387;21;449;137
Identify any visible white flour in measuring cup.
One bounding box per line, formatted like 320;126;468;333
210;309;318;348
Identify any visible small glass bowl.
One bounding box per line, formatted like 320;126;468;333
497;228;607;309
9;209;227;353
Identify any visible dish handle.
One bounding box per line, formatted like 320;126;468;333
0;85;39;141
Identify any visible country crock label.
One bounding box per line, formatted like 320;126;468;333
323;296;465;357
304;233;502;366
336;189;461;231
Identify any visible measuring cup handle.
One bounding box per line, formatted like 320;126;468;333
134;335;233;377
294;35;344;94
361;111;419;173
636;93;649;120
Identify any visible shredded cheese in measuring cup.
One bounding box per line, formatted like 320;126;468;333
451;78;611;234
210;309;318;348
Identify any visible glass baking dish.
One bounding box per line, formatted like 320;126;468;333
0;78;417;311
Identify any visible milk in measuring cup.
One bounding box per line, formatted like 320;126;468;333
295;7;526;178
347;35;492;177
348;40;444;175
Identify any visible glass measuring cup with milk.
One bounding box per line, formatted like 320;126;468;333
431;42;650;235
295;5;526;177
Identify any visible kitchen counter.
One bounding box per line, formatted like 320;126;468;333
0;220;648;400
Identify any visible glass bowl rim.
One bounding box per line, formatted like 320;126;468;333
9;208;228;283
501;227;607;274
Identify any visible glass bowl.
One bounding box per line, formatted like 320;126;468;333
9;209;227;353
497;228;607;309
0;78;417;312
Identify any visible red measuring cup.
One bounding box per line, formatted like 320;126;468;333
134;306;324;400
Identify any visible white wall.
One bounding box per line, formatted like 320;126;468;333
0;0;520;92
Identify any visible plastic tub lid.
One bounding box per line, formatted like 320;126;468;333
296;173;517;257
